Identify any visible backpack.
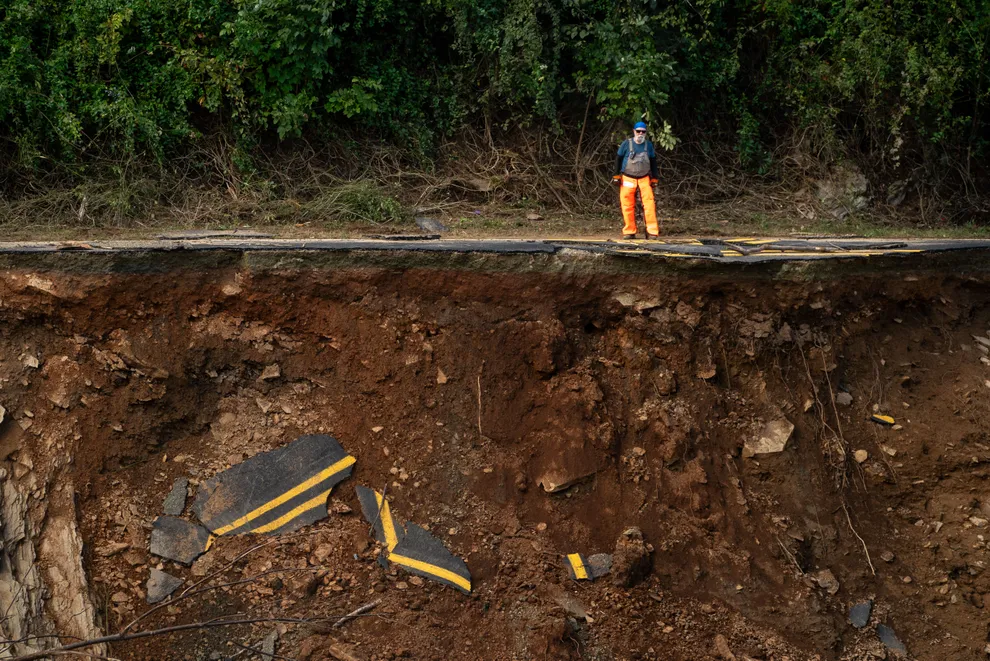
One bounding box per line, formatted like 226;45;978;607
622;138;651;178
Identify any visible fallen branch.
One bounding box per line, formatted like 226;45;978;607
8;617;331;661
332;600;381;630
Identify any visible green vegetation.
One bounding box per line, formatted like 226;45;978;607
0;0;988;226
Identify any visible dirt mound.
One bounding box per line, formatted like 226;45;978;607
0;254;988;660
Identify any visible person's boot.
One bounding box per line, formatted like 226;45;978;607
646;233;659;240
622;233;637;240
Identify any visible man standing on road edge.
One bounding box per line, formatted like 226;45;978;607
612;121;660;239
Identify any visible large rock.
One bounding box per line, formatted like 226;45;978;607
743;418;794;458
611;527;651;587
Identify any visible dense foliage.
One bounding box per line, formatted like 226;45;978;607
0;0;988;180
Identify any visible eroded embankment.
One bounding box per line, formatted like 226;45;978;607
0;250;989;661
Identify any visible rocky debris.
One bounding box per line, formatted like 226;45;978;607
415;217;449;233
549;585;590;621
565;552;612;581
613;292;661;313
150;516;211;566
812;569;840;595
611;527;651;588
876;623;907;656
162;477;189;516
849;601;872;628
41;356;82;409
145;568;184;604
259;364;281;381
854;449;869;463
714;634;737;660
743;418;794;457
880;551;895;563
835;392;853;406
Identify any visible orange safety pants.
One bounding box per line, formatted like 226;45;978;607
619;175;658;236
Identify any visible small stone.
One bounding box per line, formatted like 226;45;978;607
395;581;408;590
714;634;737;660
408;576;425;587
111;591;130;604
743;418;794;457
631;447;646;457
23;355;39;369
880;551;895;563
162;477;189;516
372;426;384;433
849;600;872;628
812;569;840;595
969;517;988;527
854;449;869;463
436;368;448;385
902;576;912;584
536;522;547;532
146;569;184;604
892;424;903;431
258;364;281;381
835;392;853;406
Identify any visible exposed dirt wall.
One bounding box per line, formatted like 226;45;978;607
0;252;988;660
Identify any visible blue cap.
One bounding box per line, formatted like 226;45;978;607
633;121;648;131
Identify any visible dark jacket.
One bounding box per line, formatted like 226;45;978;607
615;138;659;179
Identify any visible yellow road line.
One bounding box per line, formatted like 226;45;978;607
389;553;472;592
374;490;400;551
567;554;588;580
212;455;356;535
250;488;332;534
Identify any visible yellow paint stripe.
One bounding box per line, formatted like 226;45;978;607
389;553;472;592
249;488;332;534
567;554;588;580
212;455;356;535
374;490;400;551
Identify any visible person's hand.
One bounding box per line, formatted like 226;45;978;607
611;175;622;186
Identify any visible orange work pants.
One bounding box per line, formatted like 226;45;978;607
619;175;658;236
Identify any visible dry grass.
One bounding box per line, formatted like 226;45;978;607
0;126;986;240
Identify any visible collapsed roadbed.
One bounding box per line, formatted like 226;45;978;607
1;244;989;660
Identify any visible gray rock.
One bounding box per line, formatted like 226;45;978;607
162;478;189;516
261;630;278;656
876;623;907;656
146;568;183;604
812;568;840;595
743;418;794;458
835;392;853;406
415;217;449;233
849;600;872;628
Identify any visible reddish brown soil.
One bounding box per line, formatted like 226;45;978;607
2;257;989;660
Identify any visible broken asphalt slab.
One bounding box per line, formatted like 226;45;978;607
357;486;471;593
192;434;355;536
146;568;184;604
390;522;472;594
356;486;404;552
565;553;612;581
162;477;189;516
876;623;908;656
149;516;211;565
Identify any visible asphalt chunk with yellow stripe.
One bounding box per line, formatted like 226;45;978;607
193;434;355;536
356;486;471;594
356;486;404;551
870;414;896;426
565;552;612;581
390;523;472;594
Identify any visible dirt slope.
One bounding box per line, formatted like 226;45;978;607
0;252;988;660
